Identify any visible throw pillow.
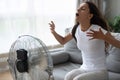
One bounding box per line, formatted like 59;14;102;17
64;27;82;64
106;33;120;73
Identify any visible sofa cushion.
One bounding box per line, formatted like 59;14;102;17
106;33;120;73
51;51;69;65
64;39;82;64
53;62;80;80
64;27;82;64
109;72;120;80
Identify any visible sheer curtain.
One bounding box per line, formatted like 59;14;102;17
0;0;76;53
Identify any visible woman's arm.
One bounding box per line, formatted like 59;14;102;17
49;21;73;45
86;28;120;48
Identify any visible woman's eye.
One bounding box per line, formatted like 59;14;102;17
81;8;85;10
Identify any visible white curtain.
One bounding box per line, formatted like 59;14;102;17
0;0;76;53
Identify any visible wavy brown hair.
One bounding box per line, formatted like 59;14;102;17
72;1;110;40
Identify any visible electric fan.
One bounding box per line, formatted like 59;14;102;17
7;35;54;80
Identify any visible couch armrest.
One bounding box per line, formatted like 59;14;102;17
50;51;70;65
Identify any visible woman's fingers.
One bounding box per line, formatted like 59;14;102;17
87;28;105;40
49;21;55;33
49;21;55;27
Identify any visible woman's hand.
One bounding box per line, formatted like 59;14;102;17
49;21;55;33
86;28;105;40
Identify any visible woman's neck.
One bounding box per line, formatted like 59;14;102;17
80;23;91;32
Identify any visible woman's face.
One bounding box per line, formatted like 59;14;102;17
76;3;92;23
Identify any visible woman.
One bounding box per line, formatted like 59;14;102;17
49;1;109;80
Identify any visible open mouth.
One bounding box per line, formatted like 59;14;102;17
76;13;79;16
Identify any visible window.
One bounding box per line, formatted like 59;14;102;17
0;0;76;53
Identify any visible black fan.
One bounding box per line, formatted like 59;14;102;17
7;35;54;80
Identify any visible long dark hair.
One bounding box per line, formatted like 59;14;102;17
72;1;110;40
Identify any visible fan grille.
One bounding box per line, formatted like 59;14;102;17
8;35;54;80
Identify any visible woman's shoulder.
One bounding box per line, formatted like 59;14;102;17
91;24;108;34
90;24;101;30
91;24;101;28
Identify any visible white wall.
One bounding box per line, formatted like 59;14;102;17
105;0;120;20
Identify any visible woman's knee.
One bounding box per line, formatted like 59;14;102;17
73;70;108;80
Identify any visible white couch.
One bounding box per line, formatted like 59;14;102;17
51;28;120;80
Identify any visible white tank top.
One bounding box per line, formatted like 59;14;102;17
75;24;107;71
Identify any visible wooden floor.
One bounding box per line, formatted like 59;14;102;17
0;70;13;80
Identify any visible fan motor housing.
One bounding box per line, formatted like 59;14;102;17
16;49;28;73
